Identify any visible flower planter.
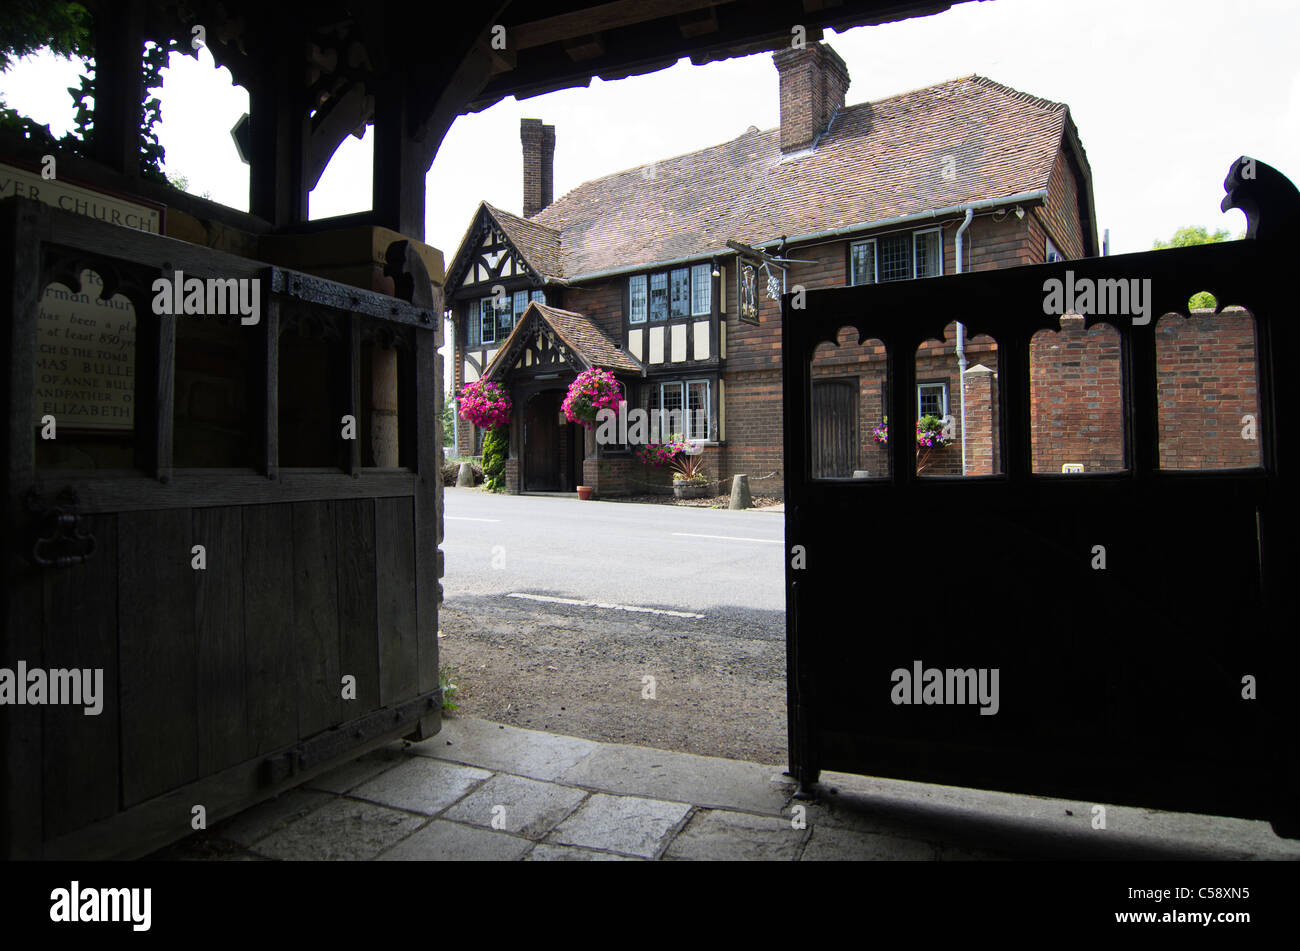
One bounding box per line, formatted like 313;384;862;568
576;485;593;500
673;481;710;500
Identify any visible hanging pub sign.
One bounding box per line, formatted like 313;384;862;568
727;238;809;327
730;241;763;326
2;160;164;431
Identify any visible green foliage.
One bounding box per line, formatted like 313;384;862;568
481;425;508;492
1152;226;1245;309
0;2;93;156
0;1;91;70
440;400;455;447
0;3;178;183
439;664;460;714
1151;225;1241;250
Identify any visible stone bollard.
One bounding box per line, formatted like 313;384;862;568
729;473;752;510
456;462;475;487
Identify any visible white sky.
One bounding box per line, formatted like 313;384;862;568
2;0;1297;263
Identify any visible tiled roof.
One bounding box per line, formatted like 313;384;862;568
483;302;643;380
530;75;1081;278
485;203;563;282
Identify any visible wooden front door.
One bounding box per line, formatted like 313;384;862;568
811;379;857;478
523;391;562;490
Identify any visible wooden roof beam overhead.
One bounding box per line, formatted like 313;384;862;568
677;7;721;38
510;0;726;50
563;34;606;62
466;0;965;110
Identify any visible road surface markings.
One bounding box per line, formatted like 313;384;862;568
671;532;781;544
508;592;704;619
446;516;501;522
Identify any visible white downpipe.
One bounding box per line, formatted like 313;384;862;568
954;207;974;476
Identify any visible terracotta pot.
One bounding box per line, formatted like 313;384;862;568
576;485;593;500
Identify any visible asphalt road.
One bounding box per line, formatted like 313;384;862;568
441;488;787;614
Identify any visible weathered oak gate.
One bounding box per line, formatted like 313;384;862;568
783;157;1299;836
1;197;443;858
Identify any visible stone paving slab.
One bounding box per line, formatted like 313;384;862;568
665;808;806;861
304;744;407;794
801;826;939;861
182;717;1300;862
377;820;532;861
524;844;642;861
253;798;425;861
215;788;333;847
410;718;599;782
442;773;588;839
558;742;794;815
547;793;691;858
349;757;491;816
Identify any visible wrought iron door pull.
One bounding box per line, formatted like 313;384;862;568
26;487;96;568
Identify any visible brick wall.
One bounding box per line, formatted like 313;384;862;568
1026;309;1259;472
1030;315;1124;472
559;280;623;342
583;455;673;497
1038;148;1087;260
1156;308;1260;469
714;368;784;497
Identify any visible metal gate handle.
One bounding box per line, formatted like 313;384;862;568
25;487;96;568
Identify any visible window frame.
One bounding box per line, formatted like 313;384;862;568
1045;236;1062;263
479;297;496;345
850;228;945;285
917;381;949;420
649;272;669;323
628;264;713;327
629;274;647;324
690;263;711;316
650;378;712;442
913;227;943;279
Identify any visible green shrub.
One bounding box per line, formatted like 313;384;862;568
481;426;508;492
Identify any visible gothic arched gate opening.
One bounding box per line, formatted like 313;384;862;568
781;157;1300;838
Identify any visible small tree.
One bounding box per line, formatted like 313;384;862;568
1152;226;1244;309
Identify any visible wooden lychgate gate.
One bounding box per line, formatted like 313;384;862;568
2;197;444;858
782;157;1299;836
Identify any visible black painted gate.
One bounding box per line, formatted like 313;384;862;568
782;157;1299;836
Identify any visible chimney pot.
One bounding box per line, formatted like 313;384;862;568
521;118;556;217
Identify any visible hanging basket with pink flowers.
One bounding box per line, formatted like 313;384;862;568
458;380;512;429
562;368;622;428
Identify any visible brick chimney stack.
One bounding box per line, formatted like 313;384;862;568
772;42;850;154
520;118;556;217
